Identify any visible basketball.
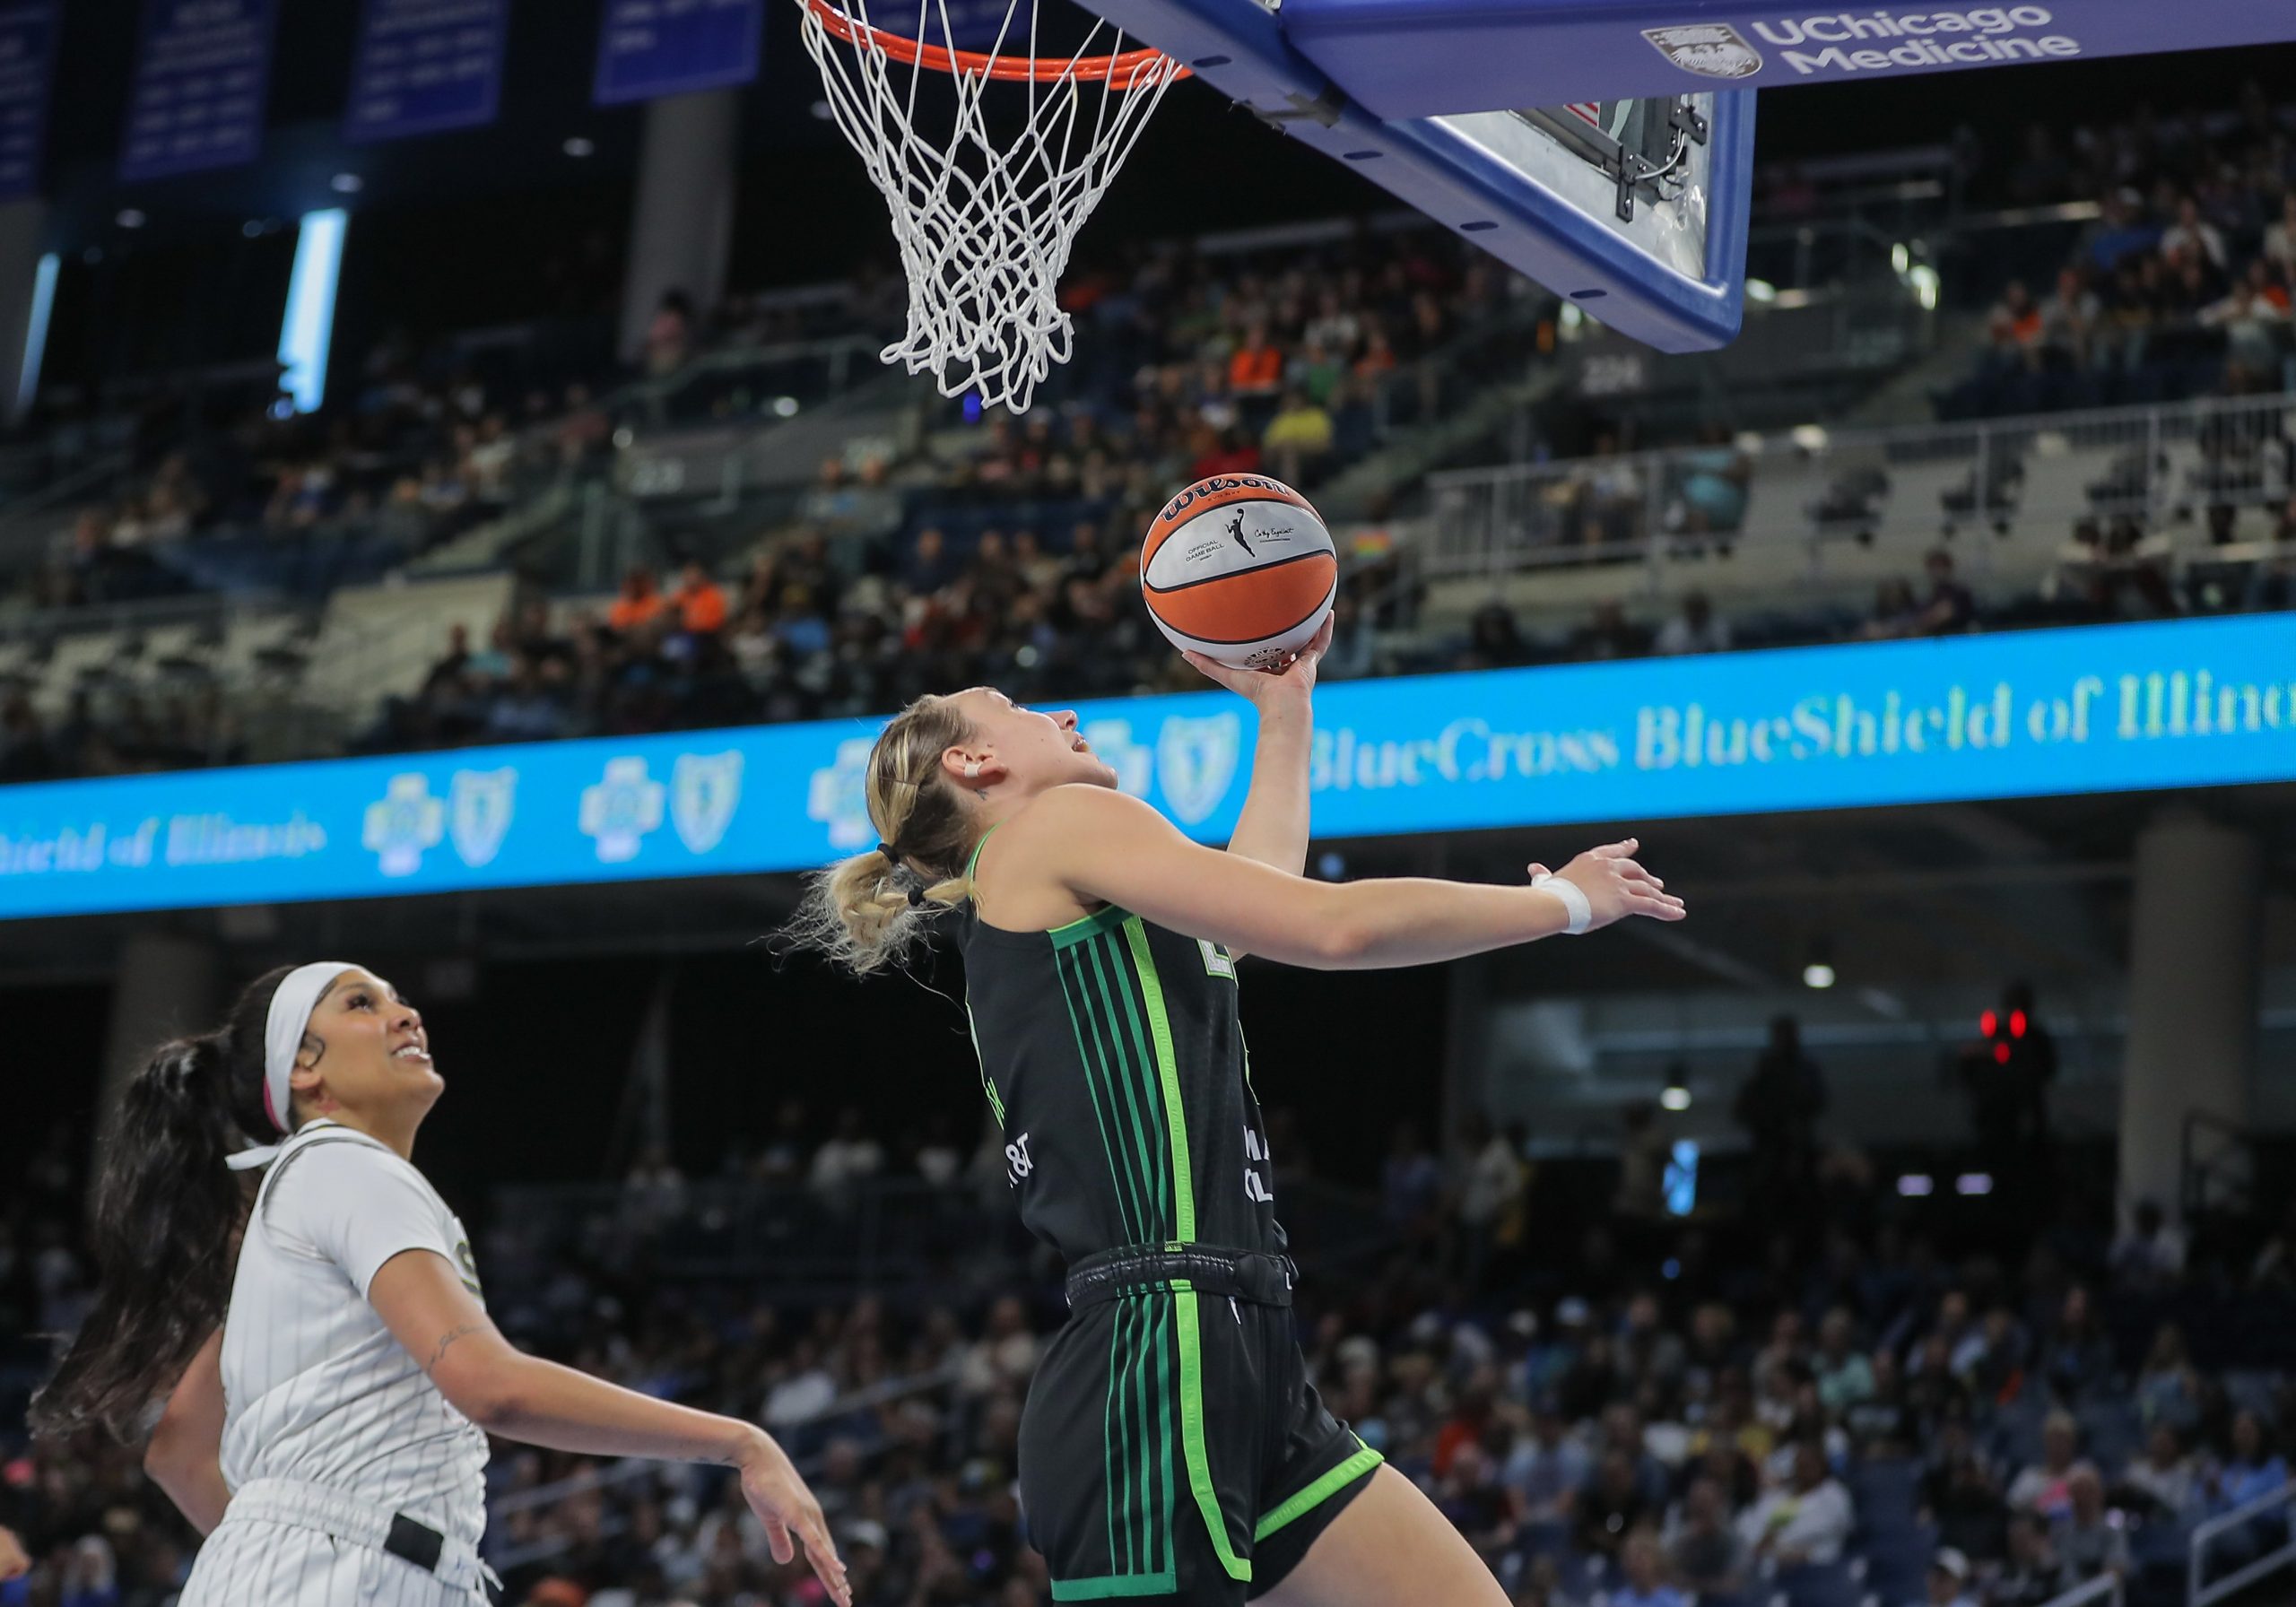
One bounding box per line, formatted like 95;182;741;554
1139;474;1338;670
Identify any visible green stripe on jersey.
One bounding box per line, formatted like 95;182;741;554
1122;917;1196;1240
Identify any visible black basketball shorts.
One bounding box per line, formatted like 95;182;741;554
1019;1284;1383;1603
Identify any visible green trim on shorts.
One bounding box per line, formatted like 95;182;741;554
1050;1570;1180;1600
1174;1285;1253;1584
1254;1442;1385;1542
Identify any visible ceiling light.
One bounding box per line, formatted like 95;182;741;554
563;136;596;158
331;173;364;194
116;209;145;229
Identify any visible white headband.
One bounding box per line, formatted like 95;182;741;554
225;961;356;1172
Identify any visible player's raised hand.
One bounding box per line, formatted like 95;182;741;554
1533;838;1685;930
738;1429;850;1604
1183;612;1335;705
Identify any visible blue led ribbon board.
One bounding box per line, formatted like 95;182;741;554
1;616;2291;922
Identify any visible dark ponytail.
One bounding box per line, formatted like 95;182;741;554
30;966;295;1443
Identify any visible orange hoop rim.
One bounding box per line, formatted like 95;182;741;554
803;0;1190;83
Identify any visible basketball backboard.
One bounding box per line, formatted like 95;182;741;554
1077;0;1756;352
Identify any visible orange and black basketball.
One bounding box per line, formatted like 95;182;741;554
1139;474;1337;670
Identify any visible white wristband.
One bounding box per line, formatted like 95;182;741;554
1531;873;1592;935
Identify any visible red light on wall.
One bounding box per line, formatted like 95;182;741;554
1994;1042;2012;1064
2010;1011;2027;1038
1980;1011;1997;1038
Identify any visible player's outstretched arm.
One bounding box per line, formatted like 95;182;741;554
144;1327;230;1535
1019;785;1683;969
369;1249;849;1605
1187;613;1333;882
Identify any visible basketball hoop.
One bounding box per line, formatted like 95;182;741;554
798;0;1188;413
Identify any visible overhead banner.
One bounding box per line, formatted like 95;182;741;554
594;0;762;105
118;0;276;182
0;3;57;202
1;615;2292;921
346;0;508;143
1277;0;2296;121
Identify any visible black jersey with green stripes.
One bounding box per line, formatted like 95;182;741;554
955;894;1284;1264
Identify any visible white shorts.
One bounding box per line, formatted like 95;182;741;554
179;1479;493;1607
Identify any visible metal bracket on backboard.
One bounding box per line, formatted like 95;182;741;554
1250;83;1345;129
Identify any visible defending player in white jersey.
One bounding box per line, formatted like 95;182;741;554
31;961;848;1607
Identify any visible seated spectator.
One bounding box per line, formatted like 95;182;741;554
1228;321;1284;398
1924;1422;2009;1562
2266;192;2296;282
808;1106;884;1194
1578;1447;1655;1559
2039;1285;2114;1404
2106;1200;2187;1299
2038;267;2101;369
1987;281;2043;364
1671;426;1752;536
2051;1465;2128;1589
2160;195;2228;273
1570;436;1643;547
1842;1348;1916;1457
1994;1516;2061;1607
2204;1410;2290;1514
902;526;962;595
1505;1397;1591;1523
672;560;728;635
2123;1422;2197;1519
1737;1440;1852;1568
2008;1412;2083;1520
1462;600;1532;670
1812;1308;1874;1414
1569;600;1647;663
2135;1324;2199;1433
1262;387;1335;483
645;289;695;377
1918;549;1977;635
1613;1528;1685;1607
1663;1474;1746;1594
2079;192;2157;276
607;564;667;632
2198;277;2289;370
1436;1443;1519;1559
1924;1546;1978;1607
1861;578;1925;640
1653;592;1731;656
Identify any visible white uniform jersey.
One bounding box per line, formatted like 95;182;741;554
216;1119;490;1548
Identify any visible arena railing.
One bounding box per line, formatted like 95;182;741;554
2189;1479;2296;1607
2025;1568;2122;1607
1423;387;2296;593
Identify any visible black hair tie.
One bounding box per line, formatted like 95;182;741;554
907;884;928;908
875;840;899;862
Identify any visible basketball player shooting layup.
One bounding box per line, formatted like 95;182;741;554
791;624;1685;1605
31;963;848;1607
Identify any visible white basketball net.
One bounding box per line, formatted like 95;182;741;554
798;0;1186;414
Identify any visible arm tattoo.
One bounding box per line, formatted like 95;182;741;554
423;1324;483;1375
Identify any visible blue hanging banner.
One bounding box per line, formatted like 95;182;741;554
118;0;277;183
595;0;762;106
346;0;508;143
0;3;57;202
